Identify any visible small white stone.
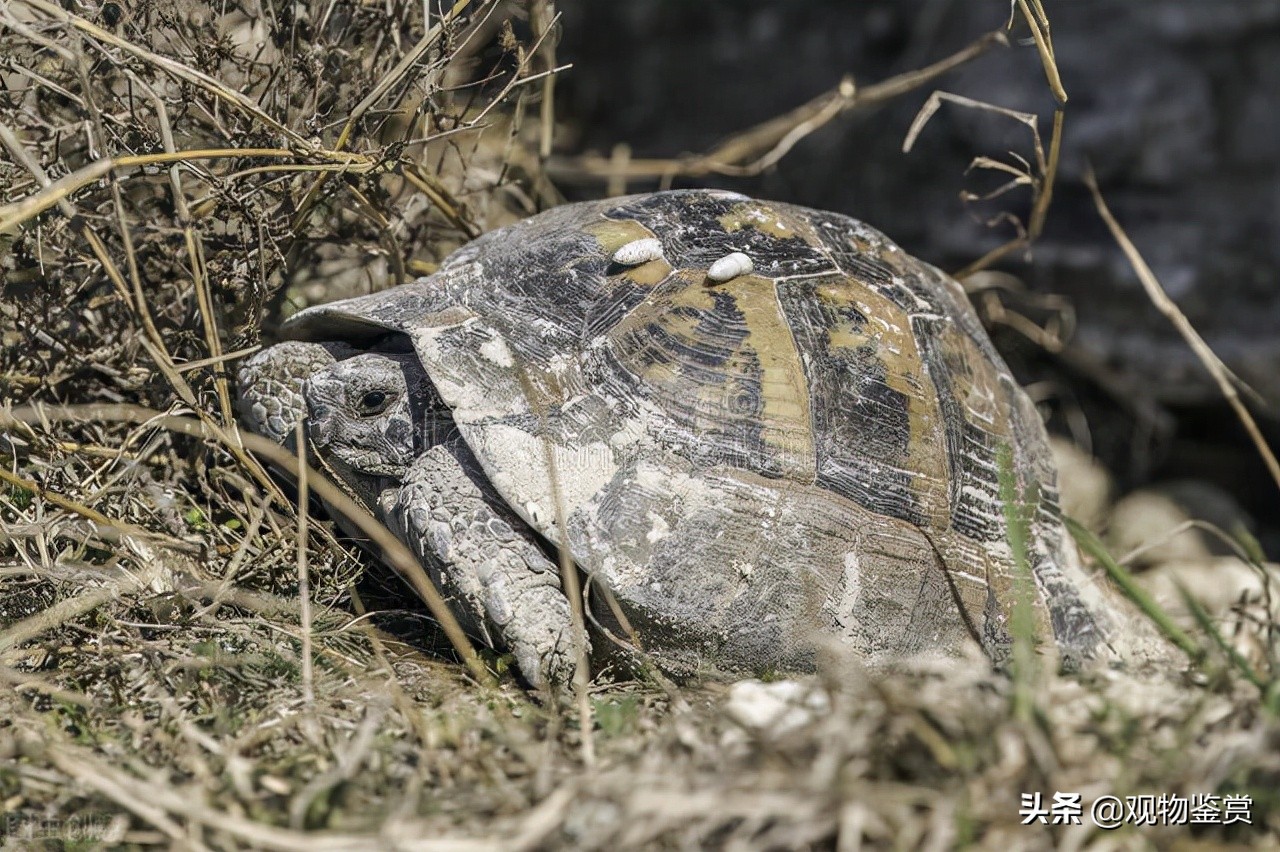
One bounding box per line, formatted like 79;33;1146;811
724;679;830;737
707;251;754;282
612;238;664;266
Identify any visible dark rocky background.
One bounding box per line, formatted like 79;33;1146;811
552;0;1280;554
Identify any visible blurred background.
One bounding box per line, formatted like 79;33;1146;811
550;0;1280;556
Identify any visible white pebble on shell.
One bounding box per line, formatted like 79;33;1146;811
612;238;664;266
707;251;754;282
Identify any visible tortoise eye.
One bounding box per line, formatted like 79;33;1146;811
357;390;392;416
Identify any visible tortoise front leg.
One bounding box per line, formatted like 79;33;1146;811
386;438;580;688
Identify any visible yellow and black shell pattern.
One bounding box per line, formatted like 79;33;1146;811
284;189;1119;674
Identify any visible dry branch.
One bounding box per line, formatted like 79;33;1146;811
1;403;495;687
1084;168;1280;497
547;28;1008;185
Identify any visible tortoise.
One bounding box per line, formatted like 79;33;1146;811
239;189;1157;686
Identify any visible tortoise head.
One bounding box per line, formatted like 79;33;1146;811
238;341;427;492
302;352;420;479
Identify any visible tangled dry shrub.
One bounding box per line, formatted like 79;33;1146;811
1;0;1279;849
1;0;559;574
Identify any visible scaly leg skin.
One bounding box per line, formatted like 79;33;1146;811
387;437;579;688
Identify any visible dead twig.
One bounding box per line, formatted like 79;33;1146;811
0;403;496;687
1015;0;1066;104
0;536;183;661
0;148;370;233
1083;167;1280;497
903;91;1065;279
43;740;500;852
14;0;312;148
0;123;287;505
0;464;188;552
0;665;94;707
290;0;477;236
295;419;315;708
548;28;1008;185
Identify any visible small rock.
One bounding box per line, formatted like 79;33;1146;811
706;251;754;282
1136;557;1280;621
1107;490;1207;568
1106;481;1255;569
723;679;829;737
1138;556;1279;670
1050;437;1113;534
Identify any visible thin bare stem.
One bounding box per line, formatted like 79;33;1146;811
0;149;369;232
1084;167;1280;497
291;0;479;236
296;420;315;708
16;0;311;147
1027;109;1063;239
0;461;181;551
1016;0;1066;104
550;29;1007;184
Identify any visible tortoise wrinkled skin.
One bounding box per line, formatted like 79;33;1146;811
241;189;1152;682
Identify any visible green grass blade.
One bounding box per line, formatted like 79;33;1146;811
1174;581;1268;693
997;445;1039;722
1064;516;1203;662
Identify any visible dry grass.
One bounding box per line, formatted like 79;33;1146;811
2;1;1279;849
